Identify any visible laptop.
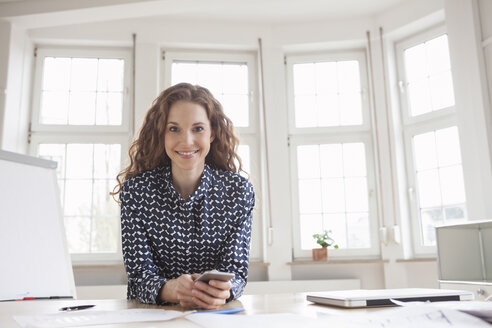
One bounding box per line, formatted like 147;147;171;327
306;288;474;308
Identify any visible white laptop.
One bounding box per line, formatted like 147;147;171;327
306;288;474;308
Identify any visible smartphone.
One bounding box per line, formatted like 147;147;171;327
194;271;235;283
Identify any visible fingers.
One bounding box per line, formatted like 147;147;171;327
191;280;232;309
175;274;197;307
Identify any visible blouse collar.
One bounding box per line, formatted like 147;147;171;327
161;164;212;203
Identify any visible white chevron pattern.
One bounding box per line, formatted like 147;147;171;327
120;164;255;304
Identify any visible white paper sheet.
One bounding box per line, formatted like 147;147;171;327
187;305;490;328
14;308;192;328
318;304;491;327
186;313;326;328
392;299;492;323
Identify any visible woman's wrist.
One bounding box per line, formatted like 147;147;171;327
159;279;178;303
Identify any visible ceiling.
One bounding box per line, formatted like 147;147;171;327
0;0;411;28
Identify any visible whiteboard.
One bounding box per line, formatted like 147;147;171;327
0;150;76;300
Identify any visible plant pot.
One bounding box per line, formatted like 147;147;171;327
312;247;327;261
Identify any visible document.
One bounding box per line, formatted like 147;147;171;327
14;308;191;328
187;305;490;328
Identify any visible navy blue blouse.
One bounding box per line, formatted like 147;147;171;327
120;164;255;304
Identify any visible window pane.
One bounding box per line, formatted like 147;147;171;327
404;34;455;117
420;208;442;245
40;91;69;124
429;72;454;110
323;213;347;248
43;57;71;91
300;214;322;249
64;216;91;253
66;144;93;179
172;60;249;127
436;126;461;166
345;177;368;212
293;63;315;95
294;95;317;127
321;178;345;213
315;62;337;94
298;179;322;214
439;165;466;204
347;213;370;248
36;142;122;254
319;144;343;178
64;180;92;216
39;56;125;126
68;91;96;125
70;58;98;91
407;79;431;116
412;126;467;247
293;59;363;127
93;144;121;179
222;64;248;94
97;59;124;92
91;216;119;253
417;169;441;208
93;180;119;217
297;142;371;250
413;132;438;171
297;145;320;179
96;92;123;125
343;143;366;177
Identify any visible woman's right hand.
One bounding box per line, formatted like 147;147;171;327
161;274;200;308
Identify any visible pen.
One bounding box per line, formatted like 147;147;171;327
59;305;95;312
197;308;244;314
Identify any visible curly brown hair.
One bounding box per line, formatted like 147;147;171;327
112;83;243;198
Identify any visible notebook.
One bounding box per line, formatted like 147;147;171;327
306;288;474;308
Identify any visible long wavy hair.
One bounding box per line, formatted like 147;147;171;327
112;83;243;199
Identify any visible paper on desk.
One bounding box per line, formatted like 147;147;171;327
317;304;491;327
392;299;492;323
186;313;327;328
13;308;192;328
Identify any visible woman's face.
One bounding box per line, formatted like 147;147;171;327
164;100;214;174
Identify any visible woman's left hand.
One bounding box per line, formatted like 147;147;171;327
191;279;232;309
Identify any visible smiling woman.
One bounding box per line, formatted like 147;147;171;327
111;83;255;310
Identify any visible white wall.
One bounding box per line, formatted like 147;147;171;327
1;0;491;290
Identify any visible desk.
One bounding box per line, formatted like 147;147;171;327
0;293;376;328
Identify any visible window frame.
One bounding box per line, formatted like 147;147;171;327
286;50;380;259
396;25;455;125
396;25;466;256
160;49;263;261
31;47;132;134
30;46;132;265
286;51;371;135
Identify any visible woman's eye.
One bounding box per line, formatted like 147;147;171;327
169;126;178;132
194;126;204;132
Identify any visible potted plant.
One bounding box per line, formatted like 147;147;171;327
312;229;338;261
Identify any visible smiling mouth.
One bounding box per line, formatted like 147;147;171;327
176;150;199;156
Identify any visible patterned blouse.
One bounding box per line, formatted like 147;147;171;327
120;164;255;304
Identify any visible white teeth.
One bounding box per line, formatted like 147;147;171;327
177;150;197;155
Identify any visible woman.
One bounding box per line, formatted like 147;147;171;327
113;83;255;309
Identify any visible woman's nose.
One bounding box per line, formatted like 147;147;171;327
181;131;194;145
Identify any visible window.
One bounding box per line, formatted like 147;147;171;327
287;52;379;259
161;50;263;261
397;27;467;255
30;47;132;264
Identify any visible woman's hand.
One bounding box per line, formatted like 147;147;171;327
191;279;232;310
160;273;201;308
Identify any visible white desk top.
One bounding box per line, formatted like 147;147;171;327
0;293;376;328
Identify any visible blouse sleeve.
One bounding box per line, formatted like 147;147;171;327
120;183;168;304
215;179;255;301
